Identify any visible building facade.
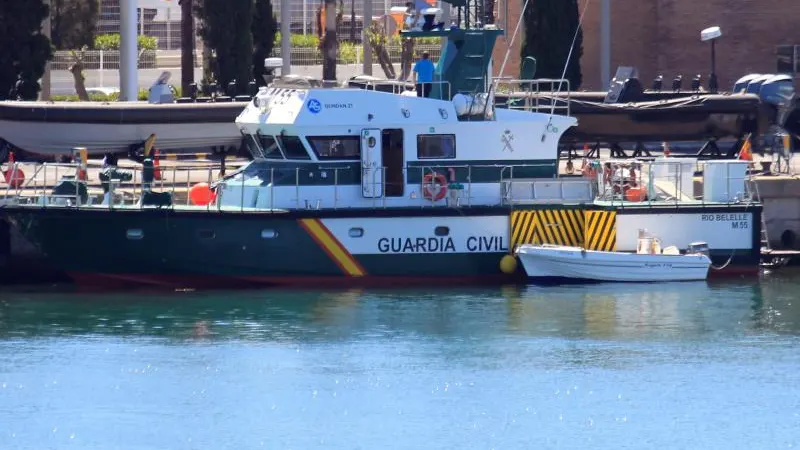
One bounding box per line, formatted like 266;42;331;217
494;0;800;91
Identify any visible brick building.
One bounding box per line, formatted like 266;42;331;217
493;0;800;91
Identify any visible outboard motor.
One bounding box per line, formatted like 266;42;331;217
760;74;795;107
733;74;762;93
745;74;774;95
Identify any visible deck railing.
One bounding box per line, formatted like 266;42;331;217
492;78;572;117
0;159;760;212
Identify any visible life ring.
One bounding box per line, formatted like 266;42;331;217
422;173;448;201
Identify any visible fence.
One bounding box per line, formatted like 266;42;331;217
95;0;455;50
51;43;441;71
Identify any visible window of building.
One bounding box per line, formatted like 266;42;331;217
307;136;361;160
277;135;311;160
258;133;284;159
417;134;456;159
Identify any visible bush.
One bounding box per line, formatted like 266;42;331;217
338;42;357;64
274;32;320;48
50;88;172;102
387;35;441;46
94;34;158;51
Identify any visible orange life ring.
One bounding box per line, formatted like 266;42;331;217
422;173;448;201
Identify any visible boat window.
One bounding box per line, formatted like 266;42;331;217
126;229;144;240
307;136;361;160
277;135;311;160
258;133;284;159
434;226;449;237
261;229;278;239
349;227;364;238
417;134;456;159
244;134;265;159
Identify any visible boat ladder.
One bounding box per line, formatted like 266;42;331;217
747;176;770;251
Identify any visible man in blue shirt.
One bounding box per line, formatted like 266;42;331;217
413;52;435;98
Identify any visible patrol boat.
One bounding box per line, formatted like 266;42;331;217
0;3;763;288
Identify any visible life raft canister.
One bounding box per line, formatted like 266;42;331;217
422;172;448;201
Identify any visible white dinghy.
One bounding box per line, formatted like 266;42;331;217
516;231;712;282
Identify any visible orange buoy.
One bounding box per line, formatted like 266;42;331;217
625;186;647;202
189;182;215;205
3;167;25;189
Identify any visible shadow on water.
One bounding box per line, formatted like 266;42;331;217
1;273;799;342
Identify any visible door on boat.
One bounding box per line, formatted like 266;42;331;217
381;129;404;197
361;128;383;198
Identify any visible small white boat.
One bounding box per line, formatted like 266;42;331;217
516;233;712;282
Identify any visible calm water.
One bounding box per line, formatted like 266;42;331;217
1;274;800;449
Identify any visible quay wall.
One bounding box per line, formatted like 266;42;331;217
754;177;800;249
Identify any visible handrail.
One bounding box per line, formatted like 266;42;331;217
492;77;572;116
362;79;453;101
1;159;761;211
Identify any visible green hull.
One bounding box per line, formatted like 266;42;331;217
3;205;762;288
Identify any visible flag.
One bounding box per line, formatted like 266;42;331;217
738;136;753;161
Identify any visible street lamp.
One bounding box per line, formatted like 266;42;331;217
701;26;722;93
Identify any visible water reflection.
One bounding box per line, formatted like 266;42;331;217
1;275;799;341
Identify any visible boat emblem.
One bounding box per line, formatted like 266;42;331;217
401;108;410;118
438;108;448;119
501;130;515;152
307;99;322;114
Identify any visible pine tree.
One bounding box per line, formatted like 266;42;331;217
195;0;255;95
252;0;277;86
50;0;99;50
321;0;339;83
0;1;53;100
520;0;583;89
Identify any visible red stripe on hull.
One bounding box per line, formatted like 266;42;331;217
65;263;759;291
65;272;521;290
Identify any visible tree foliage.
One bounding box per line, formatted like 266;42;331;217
50;0;99;50
195;0;255;95
252;0;277;86
0;1;53;100
520;0;583;89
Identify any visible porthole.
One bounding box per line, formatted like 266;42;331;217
434;226;449;237
349;227;364;238
261;229;278;239
126;229;144;240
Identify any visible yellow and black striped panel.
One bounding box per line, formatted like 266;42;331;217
584;210;617;251
510;209;585;248
511;211;538;248
535;209;584;247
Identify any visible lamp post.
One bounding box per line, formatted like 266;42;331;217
701;26;722;93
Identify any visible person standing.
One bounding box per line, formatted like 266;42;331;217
413;52;435;98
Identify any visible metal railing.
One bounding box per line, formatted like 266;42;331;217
361;78;452;100
1;158;761;213
591;158;757;208
492;78;572;117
